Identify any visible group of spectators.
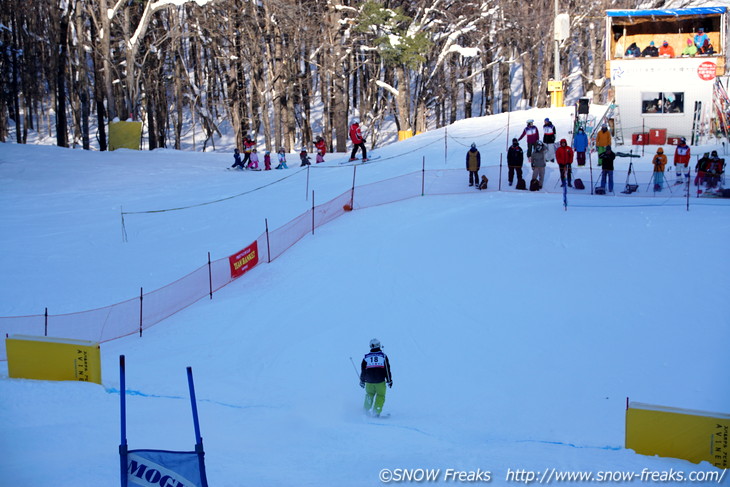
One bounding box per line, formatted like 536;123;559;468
619;27;715;58
465;119;723;195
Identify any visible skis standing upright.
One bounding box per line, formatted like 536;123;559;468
691;101;702;146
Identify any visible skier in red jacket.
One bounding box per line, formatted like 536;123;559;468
349;121;367;161
555;138;574;187
673;137;691;184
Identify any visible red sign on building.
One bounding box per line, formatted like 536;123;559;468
229;241;259;279
698;61;716;81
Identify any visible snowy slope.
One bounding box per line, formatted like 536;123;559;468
0;108;728;486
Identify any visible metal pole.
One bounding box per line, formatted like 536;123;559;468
44;307;48;336
444;126;448;165
305;165;310;201
138;288;143;337
311;191;315;235
265;218;271;264
350;166;357;209
554;0;560;81
498;153;503;191
207;252;212;300
588;149;594;195
186;367;209;487
119;355;128;487
422;157;426;196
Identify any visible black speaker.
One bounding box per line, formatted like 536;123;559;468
578;98;590;115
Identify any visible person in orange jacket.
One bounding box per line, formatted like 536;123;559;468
595;124;612;162
658;41;675;57
673;137;691;184
652;147;668;192
555;138;574;187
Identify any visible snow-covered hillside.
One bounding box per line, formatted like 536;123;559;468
0;108;728;486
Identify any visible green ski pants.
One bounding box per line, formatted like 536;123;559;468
364;381;387;414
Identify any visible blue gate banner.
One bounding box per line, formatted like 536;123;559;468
127;450;204;487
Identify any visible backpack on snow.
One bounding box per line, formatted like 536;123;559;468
529;179;540;191
573;178;585;190
478;175;489;190
515;178;527;190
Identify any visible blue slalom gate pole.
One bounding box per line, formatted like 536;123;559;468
187;367;209;487
119;355;128;487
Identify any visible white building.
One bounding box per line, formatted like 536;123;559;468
606;7;727;145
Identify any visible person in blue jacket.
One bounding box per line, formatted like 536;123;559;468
572;127;589;166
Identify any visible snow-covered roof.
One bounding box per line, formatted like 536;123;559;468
606;7;726;18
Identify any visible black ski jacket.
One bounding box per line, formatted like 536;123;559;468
360;348;392;384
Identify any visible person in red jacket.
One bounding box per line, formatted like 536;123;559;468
673;137;691;184
242;136;256;169
349;121;367;161
555;138;574;187
315;136;327;163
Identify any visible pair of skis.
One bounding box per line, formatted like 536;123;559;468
338;155;380;165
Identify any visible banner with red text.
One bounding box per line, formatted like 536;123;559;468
228;241;259;280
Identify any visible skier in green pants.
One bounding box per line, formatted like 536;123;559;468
360;338;393;417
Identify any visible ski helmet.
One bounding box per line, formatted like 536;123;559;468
369;338;381;349
470;143;476;149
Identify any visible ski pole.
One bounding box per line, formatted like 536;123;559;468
349;357;360;379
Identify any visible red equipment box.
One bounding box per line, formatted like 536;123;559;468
648;128;667;145
632;133;648;145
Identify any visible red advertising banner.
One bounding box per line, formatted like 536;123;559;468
228;241;259;279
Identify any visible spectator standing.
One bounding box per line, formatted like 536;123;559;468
507;139;524;186
596;124;612;162
705;150;723;188
360;338;393;418
658;41;675;57
349;121;367;161
573;127;589;166
652;147;667;192
673;137;691;184
598;146;616;193
555;138;574;187
542;118;557;162
242;136;255;168
530;141;547;190
694;28;709;51
517;119;540;160
466;143;481;187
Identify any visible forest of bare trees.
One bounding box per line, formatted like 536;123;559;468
0;0;646;152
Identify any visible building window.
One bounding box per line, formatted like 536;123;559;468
641;92;684;114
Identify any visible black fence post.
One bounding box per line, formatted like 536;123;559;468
207;252;213;300
139;287;143;337
265;218;271;264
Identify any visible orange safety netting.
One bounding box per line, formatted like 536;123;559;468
0;165;721;360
